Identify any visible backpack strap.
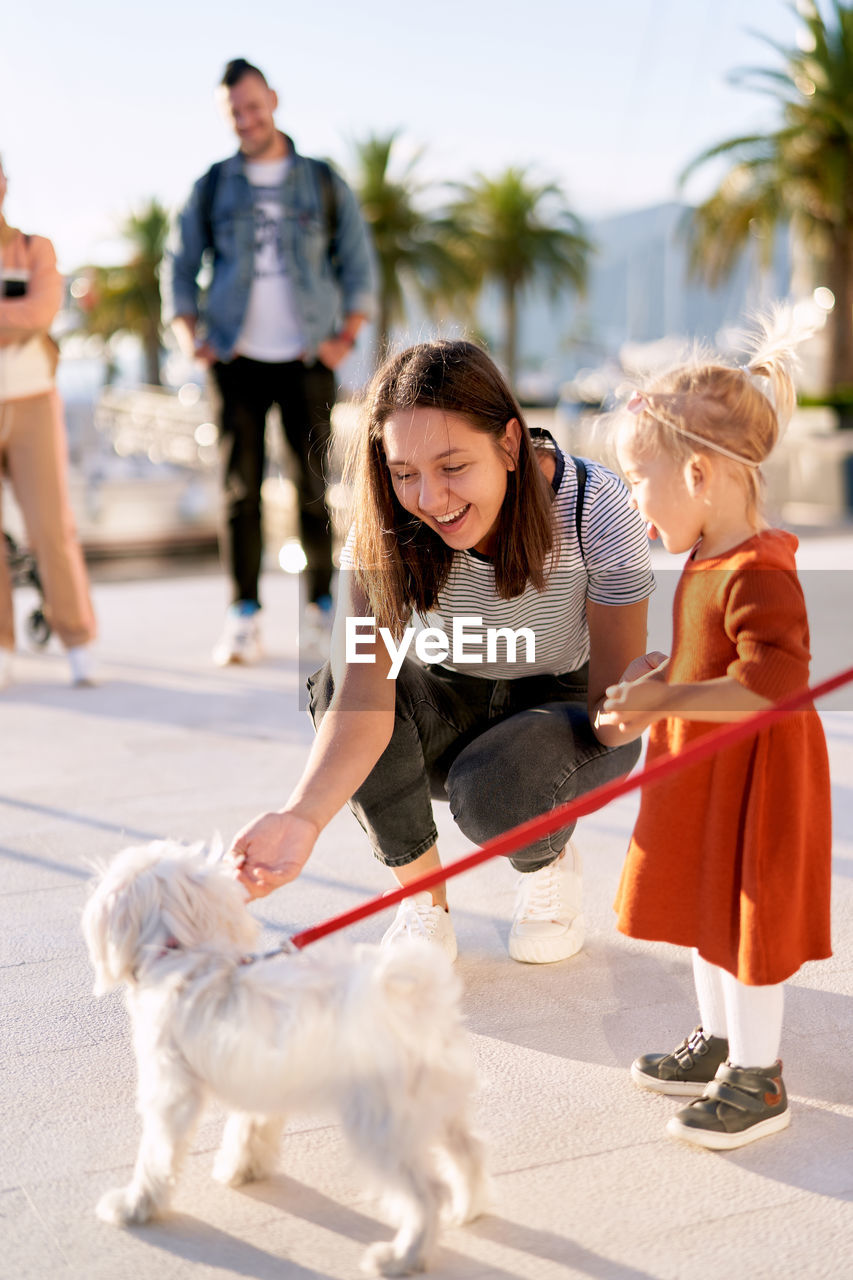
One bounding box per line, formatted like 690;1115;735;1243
201;156;339;265
309;157;339;268
571;455;587;558
528;430;586;557
199;161;225;251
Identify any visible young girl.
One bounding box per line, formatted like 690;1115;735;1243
601;315;832;1150
231;339;654;963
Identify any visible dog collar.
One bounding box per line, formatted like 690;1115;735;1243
238;939;298;965
132;937;182;981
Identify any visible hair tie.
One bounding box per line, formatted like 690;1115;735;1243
626;390;761;468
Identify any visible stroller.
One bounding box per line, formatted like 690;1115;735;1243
4;531;51;647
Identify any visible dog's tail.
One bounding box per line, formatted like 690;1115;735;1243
346;940;475;1081
333;940;490;1228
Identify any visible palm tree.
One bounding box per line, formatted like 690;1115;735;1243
78;199;170;385
444;167;592;383
351;132;474;362
682;0;853;393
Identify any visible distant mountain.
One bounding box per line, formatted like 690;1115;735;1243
485;201;792;387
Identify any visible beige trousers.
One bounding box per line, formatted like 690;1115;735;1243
0;390;96;651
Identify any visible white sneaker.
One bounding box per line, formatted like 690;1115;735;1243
213;605;262;667
508;844;585;964
0;648;12;690
380;891;458;962
67;645;95;687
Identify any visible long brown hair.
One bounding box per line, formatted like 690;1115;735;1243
347;340;555;634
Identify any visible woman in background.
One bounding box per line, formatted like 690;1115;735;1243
0;153;96;688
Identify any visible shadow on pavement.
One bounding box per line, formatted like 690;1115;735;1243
0;678;312;741
715;1102;853;1200
189;1171;561;1279
468;1213;659;1278
124;1213;322;1279
0;795;162;844
0;844;95;881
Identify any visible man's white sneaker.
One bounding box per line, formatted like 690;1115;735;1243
380;891;458;962
213;605;262;667
508;845;585;963
67;644;96;687
0;648;12;690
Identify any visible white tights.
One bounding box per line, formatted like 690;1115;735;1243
691;951;785;1068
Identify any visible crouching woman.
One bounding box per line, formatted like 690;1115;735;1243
231;340;655;962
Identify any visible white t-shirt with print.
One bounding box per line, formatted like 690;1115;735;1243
234;157;305;362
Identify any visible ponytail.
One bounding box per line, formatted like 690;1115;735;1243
741;305;813;433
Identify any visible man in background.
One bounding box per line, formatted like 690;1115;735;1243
162;58;374;665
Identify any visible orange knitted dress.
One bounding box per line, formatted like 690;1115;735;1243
614;529;832;985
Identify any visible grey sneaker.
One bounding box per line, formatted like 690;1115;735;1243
631;1026;729;1096
667;1060;790;1149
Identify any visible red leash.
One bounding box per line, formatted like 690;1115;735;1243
289;665;853;950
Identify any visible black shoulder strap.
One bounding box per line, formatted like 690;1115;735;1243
571;455;587;557
200;161;225;250
202;156;338;263
310;158;339;266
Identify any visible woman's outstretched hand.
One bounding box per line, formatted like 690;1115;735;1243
228;811;318;900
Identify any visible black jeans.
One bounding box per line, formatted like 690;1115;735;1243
211;356;336;606
307;658;641;872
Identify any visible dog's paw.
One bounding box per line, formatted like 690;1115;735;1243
442;1174;493;1227
212;1152;264;1187
212;1160;247;1188
212;1160;251;1187
96;1186;154;1227
360;1240;427;1277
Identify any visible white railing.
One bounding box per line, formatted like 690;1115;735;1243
94;385;219;470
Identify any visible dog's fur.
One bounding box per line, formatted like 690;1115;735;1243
82;841;489;1276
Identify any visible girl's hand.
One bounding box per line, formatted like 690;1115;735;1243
617;650;669;685
600;674;672;733
228;811;318;900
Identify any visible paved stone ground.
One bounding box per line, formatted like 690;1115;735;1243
1;534;851;1279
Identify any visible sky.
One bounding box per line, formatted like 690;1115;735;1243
0;0;814;272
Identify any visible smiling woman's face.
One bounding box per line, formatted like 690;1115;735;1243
382;407;519;556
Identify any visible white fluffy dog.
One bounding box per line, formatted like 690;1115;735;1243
82;840;488;1275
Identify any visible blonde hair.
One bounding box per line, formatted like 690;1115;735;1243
625;308;808;523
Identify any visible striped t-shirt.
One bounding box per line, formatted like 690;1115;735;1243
341;446;654;680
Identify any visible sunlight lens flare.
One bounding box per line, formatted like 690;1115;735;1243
279;538;308;574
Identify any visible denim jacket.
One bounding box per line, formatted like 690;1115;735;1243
161;137;375;362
